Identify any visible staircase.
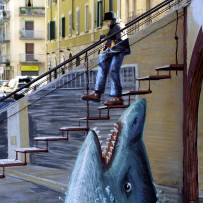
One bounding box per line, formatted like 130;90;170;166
0;63;184;177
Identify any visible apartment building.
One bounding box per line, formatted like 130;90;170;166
0;0;46;80
46;0;169;72
46;0;119;72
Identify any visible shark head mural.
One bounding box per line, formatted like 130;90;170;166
65;98;158;203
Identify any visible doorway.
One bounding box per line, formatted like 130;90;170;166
25;21;34;38
25;43;34;61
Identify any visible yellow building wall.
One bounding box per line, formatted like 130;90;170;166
46;0;117;68
124;10;185;188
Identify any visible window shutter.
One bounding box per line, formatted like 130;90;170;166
62;17;65;38
95;2;97;27
98;1;102;27
76;8;80;35
47;0;51;8
69;12;72;36
50;21;55;40
109;0;113;11
96;2;99;27
85;5;89;32
47;22;50;40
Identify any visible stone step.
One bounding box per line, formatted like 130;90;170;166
136;75;171;81
155;64;184;71
34;136;69;142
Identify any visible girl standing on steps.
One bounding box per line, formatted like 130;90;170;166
81;11;131;106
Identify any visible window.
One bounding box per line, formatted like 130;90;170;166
146;0;150;11
69;53;73;69
109;0;113;11
48;21;55;40
69;11;72;37
60;17;65;38
25;0;33;7
25;43;34;61
76;8;80;35
85;4;89;32
76;57;80;67
95;1;102;28
47;22;50;40
47;0;51;8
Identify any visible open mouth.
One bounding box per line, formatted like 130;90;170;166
93;122;121;167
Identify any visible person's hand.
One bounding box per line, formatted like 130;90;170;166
102;40;107;45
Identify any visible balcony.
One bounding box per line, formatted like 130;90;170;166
19;7;45;17
19;30;45;40
0;55;10;65
19;54;45;64
0;11;10;21
0;33;10;43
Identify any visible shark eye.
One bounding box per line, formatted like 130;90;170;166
123;182;132;193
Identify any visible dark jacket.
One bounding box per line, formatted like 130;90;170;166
104;18;131;55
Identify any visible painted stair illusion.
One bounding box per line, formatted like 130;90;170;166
59;64;184;133
0;134;69;178
0;64;184;178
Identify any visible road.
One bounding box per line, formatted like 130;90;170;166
0;175;65;203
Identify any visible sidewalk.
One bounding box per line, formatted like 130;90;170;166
3;164;185;202
0;175;64;203
5;165;70;193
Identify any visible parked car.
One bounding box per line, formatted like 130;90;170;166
4;76;31;94
4;76;36;100
0;80;8;88
0;93;15;111
13;83;30;100
0;81;9;93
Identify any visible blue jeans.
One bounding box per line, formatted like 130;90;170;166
95;52;124;97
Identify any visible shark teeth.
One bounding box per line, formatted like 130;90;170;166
100;141;103;145
114;123;119;128
108;134;112;137
113;135;117;140
110;130;114;133
98;136;102;139
106;137;111;142
92;127;98;132
111;140;115;146
113;127;118;133
96;130;100;135
108;152;112;157
110;146;114;152
106;156;110;164
102;152;106;156
102;146;107;153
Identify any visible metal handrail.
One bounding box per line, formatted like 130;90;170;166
0;0;190;103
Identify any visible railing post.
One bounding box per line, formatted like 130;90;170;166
54;69;57;79
49;68;52;82
85;52;89;129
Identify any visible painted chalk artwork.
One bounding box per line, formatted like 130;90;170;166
0;0;202;203
65;99;158;203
